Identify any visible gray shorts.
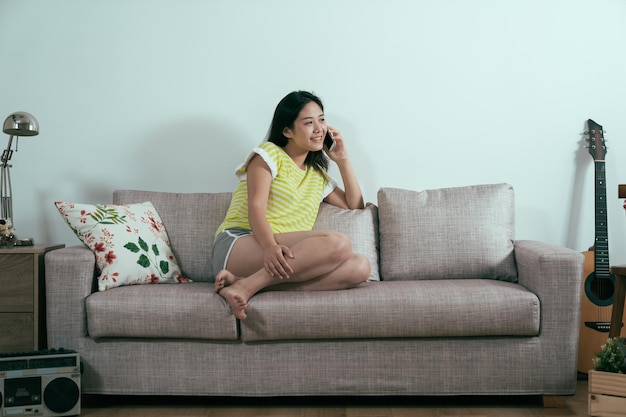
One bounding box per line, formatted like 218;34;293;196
211;228;253;276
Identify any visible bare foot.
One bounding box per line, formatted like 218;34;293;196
214;269;239;293
218;285;248;320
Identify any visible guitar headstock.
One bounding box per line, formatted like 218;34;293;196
586;119;607;161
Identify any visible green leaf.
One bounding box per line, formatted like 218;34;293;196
138;236;149;252
111;215;127;224
159;260;170;275
88;205;127;228
91;208;106;222
151;244;160;256
124;242;140;253
137;254;150;268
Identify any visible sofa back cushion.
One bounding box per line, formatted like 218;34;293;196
114;190;232;282
377;183;517;282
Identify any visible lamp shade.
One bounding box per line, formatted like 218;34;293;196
3;112;39;136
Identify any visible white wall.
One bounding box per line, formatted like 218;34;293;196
1;0;625;264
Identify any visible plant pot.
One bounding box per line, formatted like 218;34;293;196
588;369;626;416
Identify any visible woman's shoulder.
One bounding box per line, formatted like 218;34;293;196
257;141;281;155
234;141;286;179
256;141;291;164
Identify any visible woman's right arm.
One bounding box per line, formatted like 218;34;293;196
246;154;294;278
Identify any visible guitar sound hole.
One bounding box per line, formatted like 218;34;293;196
585;273;615;306
591;278;614;300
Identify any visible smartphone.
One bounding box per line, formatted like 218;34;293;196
324;129;336;152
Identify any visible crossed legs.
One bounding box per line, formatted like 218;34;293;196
214;230;370;319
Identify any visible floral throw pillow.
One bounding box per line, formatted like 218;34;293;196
55;201;191;291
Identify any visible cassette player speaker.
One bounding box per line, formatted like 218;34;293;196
0;349;80;417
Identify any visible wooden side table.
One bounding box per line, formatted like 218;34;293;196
608;265;626;339
0;244;64;353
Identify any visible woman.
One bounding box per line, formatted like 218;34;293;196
212;91;370;319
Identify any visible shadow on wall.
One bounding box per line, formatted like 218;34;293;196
128;116;255;193
37;177;115;247
565;122;594;250
39;116;255;245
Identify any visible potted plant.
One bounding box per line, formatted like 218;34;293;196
588;337;626;416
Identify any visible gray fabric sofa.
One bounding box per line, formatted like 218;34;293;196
45;183;584;400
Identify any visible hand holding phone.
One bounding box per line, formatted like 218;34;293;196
324;129;336;152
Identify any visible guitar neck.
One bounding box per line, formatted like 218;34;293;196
594;160;610;277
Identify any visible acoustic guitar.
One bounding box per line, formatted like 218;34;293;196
577;119;626;373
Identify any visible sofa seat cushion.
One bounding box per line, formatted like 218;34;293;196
86;283;238;340
240;280;540;342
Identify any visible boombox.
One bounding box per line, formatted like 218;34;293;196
0;349;80;417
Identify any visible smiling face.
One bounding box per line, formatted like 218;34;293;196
282;101;328;153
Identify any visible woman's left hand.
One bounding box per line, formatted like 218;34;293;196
325;126;348;161
323;126;365;210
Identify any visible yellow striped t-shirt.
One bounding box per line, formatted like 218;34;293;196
216;142;336;235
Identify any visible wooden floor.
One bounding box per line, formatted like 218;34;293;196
79;380;589;417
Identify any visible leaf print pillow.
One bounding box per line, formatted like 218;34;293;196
55;201;191;291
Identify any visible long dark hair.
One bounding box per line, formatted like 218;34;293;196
267;91;329;175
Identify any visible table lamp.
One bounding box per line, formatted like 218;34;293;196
1;111;39;246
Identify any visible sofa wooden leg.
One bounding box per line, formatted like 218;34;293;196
542;395;567;407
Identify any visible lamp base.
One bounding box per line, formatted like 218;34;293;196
15;237;34;246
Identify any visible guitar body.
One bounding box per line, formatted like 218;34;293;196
577;119;626;374
577;249;625;372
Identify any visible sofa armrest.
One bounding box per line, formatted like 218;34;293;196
45;245;96;349
514;240;584;335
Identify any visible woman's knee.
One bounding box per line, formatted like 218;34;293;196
324;231;352;261
345;254;371;286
